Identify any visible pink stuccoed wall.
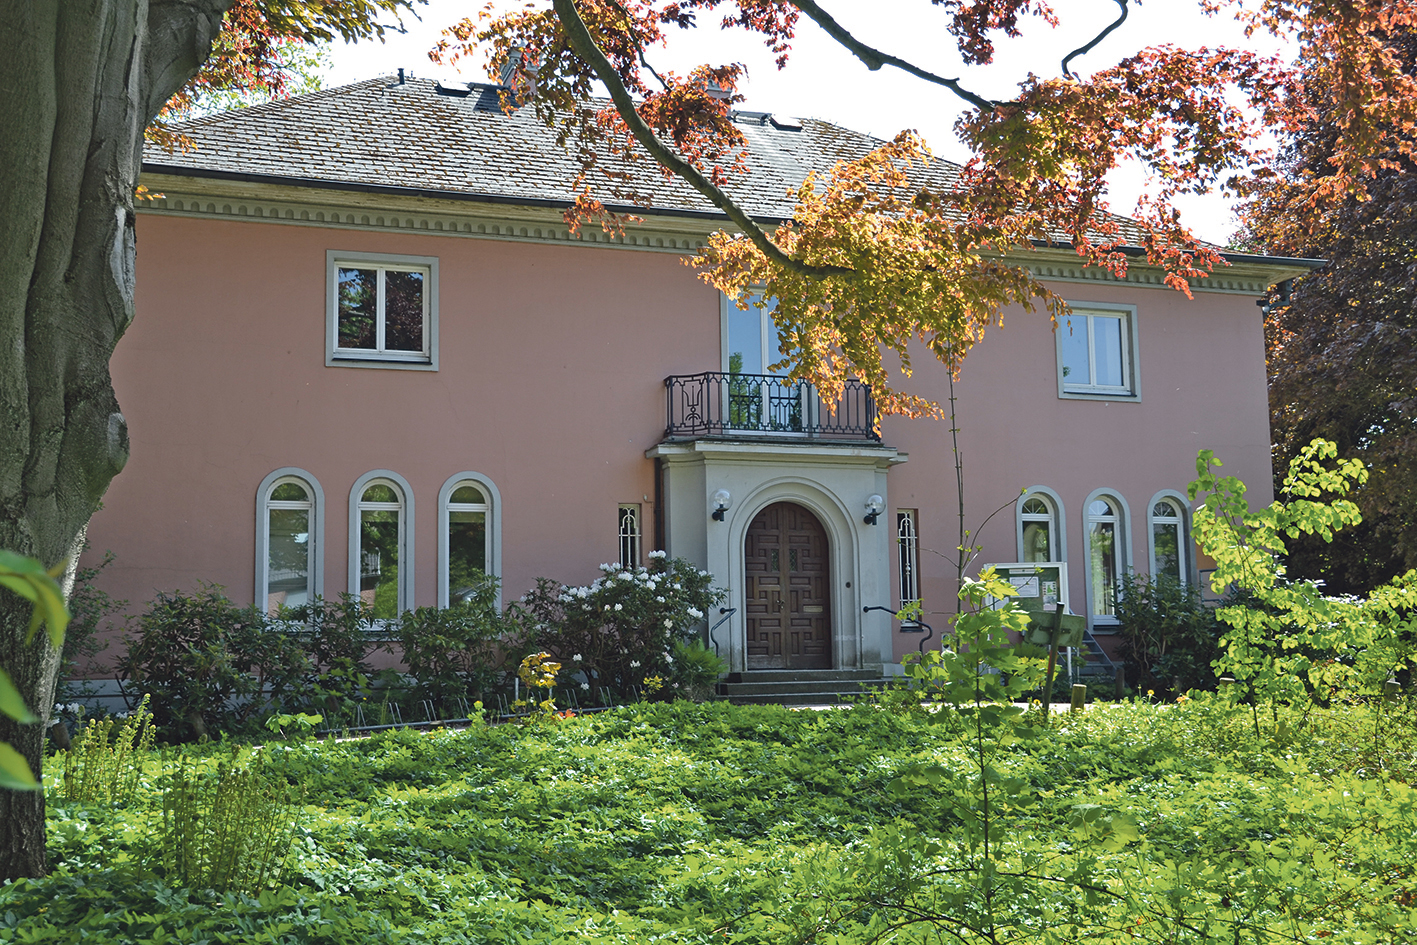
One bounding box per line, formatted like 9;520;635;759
85;212;1274;666
93;214;719;613
880;280;1274;647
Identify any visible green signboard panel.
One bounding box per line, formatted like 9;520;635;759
983;562;1084;648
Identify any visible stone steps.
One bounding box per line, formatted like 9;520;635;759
718;670;895;706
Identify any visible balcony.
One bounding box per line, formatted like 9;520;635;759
664;372;880;443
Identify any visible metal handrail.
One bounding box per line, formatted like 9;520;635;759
665;372;880;441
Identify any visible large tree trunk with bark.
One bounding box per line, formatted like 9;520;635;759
0;0;231;880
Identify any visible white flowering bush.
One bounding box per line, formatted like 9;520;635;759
510;554;723;701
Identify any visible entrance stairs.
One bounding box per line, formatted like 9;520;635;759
717;669;896;706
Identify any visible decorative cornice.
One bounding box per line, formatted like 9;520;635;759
137;173;713;253
138;172;1304;293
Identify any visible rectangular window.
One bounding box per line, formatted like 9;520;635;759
896;510;919;608
619;504;642;569
327;251;438;369
1057;305;1139;400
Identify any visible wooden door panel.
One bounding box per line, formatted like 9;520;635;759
745;502;831;669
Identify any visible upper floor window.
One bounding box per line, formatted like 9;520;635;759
1057;305;1139;400
896;509;919;608
1148;493;1190;585
438;472;502;609
723;291;783;377
327;251;438;370
256;469;324;615
619;504;642;570
349;471;415;617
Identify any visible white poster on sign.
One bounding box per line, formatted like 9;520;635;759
1010;576;1040;597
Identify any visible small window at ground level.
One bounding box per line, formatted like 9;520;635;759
896;510;919;609
619;504;642;570
1020;496;1055;562
348;471;414;618
257;470;323;616
1086;496;1123;622
327;252;438;369
1149;495;1189;586
438;472;501;609
447;485;489;604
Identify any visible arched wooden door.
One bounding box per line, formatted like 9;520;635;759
745;502;832;669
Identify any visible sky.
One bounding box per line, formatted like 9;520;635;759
320;1;1296;245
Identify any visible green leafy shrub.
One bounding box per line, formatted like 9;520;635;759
1114;571;1222;696
670;638;727;701
58;695;155;805
159;749;301;894
1193;439;1417;717
512;553;723;702
276;593;382;724
394;574;514;714
118;586;310;740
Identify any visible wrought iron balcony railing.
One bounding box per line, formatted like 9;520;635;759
665;372;880;442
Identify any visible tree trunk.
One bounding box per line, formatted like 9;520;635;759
0;0;231;880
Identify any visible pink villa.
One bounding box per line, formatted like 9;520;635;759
86;75;1308;684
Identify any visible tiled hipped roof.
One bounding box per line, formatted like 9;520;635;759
145;75;969;223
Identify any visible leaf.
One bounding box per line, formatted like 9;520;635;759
0;670;37;725
0;551;69;648
0;742;38;791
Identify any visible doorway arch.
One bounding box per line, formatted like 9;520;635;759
744;502;832;669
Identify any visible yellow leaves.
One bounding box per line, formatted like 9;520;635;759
694;133;1067;424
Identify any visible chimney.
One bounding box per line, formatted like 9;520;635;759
499;47;540;96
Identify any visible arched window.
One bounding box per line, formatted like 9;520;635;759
1016;487;1065;563
1083;491;1131;625
349;471;414;617
256;468;323;615
438;472;502;608
1148;493;1190;585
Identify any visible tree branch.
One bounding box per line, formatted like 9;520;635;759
785;0;998;112
551;0;852;278
1061;0;1128;78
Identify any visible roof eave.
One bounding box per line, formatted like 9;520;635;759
140;161;793;227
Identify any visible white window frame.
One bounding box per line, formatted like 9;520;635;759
1056;302;1140;401
896;509;920;609
619;504;642;570
1015;486;1066;564
348;470;416;614
255;468;324;613
1081;489;1133;630
1147;490;1191;586
438;472;502;609
327;250;439;370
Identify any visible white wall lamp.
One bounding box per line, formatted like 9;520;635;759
863;494;884;526
711;489;732;522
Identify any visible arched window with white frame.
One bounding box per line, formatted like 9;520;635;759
1148;492;1190;586
349;471;415;617
438;472;503;608
1083;490;1131;626
256;468;324;615
1016;487;1065;563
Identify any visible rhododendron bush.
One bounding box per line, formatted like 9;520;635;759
511;553;724;700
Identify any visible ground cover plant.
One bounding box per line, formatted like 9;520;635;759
2;689;1413;944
